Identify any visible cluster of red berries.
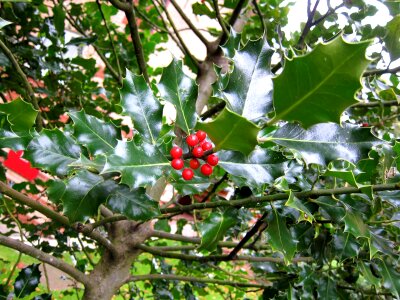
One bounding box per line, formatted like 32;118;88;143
170;130;219;181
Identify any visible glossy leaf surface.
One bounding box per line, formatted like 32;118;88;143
196;107;259;155
25;129;81;176
379;260;400;299
0;129;32;150
0;99;37;132
69;110;119;155
102;140;169;189
273;36;370;127
384;15;400;60
120;70;163;144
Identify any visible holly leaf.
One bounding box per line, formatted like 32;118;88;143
378;259;400;299
198;208;238;251
384;15;400;60
285;190;315;223
46;180;66;205
333;232;360;261
0;17;12;30
120;70;163;144
270;123;383;165
0;129;32;150
266;209;297;264
218;148;287;190
0;98;37;132
25;129;81;176
102;140;169;189
196;107;259;155
69;110;119;156
272;36;370;127
221;37;274;120
158;59;197;134
14;264;41;298
358;261;380;286
221;28;242;59
107;185;160;221
62;170;117;222
342;209;370;239
66;35;98;46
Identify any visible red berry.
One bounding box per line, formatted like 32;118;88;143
192;146;204;158
206;154;219;166
170;146;183;158
171;158;184;170
186;134;199;147
201;164;213;176
182;168;194;180
189;158;200;169
201;141;213;151
196;130;207;142
361;123;369;127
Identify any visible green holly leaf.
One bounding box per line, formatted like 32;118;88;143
285;190;315;223
196;107;259;155
107;185;160;221
270;123;382;166
221;28;242;59
333;232;360;261
384;15;400;60
0;17;12;30
198;208;238;251
266;209;297;264
221;37;274;120
69;110;119;156
158;59;197;133
342;209;370;239
14;264;41;298
119;70;163;144
53;4;65;35
0;98;37;132
46;180;66;205
317;277;338;299
66;35;97;46
69;154;106;173
25;129;81;176
358;261;380;286
324;161;359;187
102;140;169;189
192;2;216;18
272;36;370;127
62;170;117;222
0;129;32;150
378;259;400;299
218;148;287;190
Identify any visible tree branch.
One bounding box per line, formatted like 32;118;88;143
200;101;226;120
297;0;320;49
252;0;265;34
0;38;43;130
108;0;130;11
126;273;272;288
212;0;229;37
350;100;399;108
363;65;400;77
160;182;400;214
220;0;247;44
168;0;210;48
136;244;312;264
0;235;90;286
0;181;117;255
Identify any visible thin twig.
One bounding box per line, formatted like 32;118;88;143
252;0;265;34
297;0;321;49
200;172;228;203
77;236;95;267
363;65;400;76
220;0;247;44
212;0;229;37
311;2;345;26
200;101;226;120
350;100;399;108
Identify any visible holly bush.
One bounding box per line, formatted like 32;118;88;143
0;0;400;299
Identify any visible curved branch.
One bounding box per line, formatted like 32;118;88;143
297;0;320;49
220;0;247;44
0;181;117;255
0;235;90;286
0;38;43;130
136;244;312;264
212;0;229;37
127;273;272;288
363;66;400;77
160;182;400;214
350;100;399;108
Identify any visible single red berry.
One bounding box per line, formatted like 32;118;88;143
201;141;213;151
189;158;200;169
201;164;213;176
192;146;204;158
196;130;207;142
206;154;219;166
171;158;184;170
361;122;369;127
182;168;194;180
186;134;199;147
170;146;183;158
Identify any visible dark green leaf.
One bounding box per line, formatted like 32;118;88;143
158;59;198;133
221;37;273;120
378;259;400;298
71;57;97;70
102;140;169;189
271;123;383;165
198;208;238;251
14;264;41;298
196;107;259;155
221;28;242;59
285;191;314;223
0;17;12;29
53;4;65;35
358;261;380;286
62;170;117;222
120;70;163;144
69;110;119;155
218;148;287;189
316;276;338;299
192;2;216;18
266;209;297;263
0;98;37;132
32;294;52;300
25;129;81;176
272;36;370;127
343;209;370;238
107;185;160;221
66;35;98;45
333;232;360;261
384;15;400;60
0;129;32;150
69;154;106;173
46;180;66;205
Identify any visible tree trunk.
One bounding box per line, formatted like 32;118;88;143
83;221;152;300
